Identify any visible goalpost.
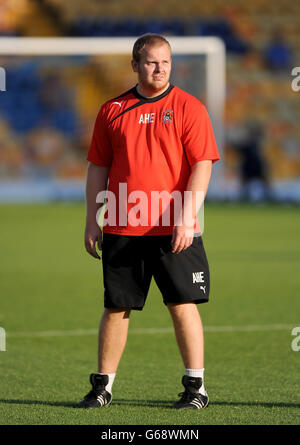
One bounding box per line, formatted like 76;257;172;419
0;36;225;200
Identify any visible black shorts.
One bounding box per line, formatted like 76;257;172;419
101;233;210;310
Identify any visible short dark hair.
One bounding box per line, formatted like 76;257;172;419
132;34;171;63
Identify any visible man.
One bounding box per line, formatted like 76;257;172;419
79;34;219;410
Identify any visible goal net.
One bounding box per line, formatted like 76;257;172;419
0;37;225;202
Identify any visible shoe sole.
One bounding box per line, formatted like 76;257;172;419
78;397;112;409
78;402;112;409
173;395;209;410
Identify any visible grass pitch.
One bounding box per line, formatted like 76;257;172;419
0;202;299;425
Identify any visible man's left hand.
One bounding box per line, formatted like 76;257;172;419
171;225;194;254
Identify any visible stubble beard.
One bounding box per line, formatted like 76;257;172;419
139;75;170;96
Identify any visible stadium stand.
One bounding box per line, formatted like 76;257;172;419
0;0;299;198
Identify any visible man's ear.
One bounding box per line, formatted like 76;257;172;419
131;59;138;73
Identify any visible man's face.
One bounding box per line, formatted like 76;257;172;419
132;43;172;95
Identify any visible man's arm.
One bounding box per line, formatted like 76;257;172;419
85;162;109;259
171;160;212;254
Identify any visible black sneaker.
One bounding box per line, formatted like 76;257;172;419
173;375;209;409
78;373;112;408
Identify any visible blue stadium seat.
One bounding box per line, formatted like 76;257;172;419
195;19;250;54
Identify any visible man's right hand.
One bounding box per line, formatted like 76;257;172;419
84;222;102;259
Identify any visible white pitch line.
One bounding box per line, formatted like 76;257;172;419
5;324;298;338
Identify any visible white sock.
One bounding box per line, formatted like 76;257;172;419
98;372;116;395
185;368;207;396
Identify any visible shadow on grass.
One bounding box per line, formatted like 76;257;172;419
211;401;300;409
114;399;300;409
0;399;299;409
0;398;172;409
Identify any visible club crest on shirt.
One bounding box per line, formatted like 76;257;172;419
162;110;174;123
